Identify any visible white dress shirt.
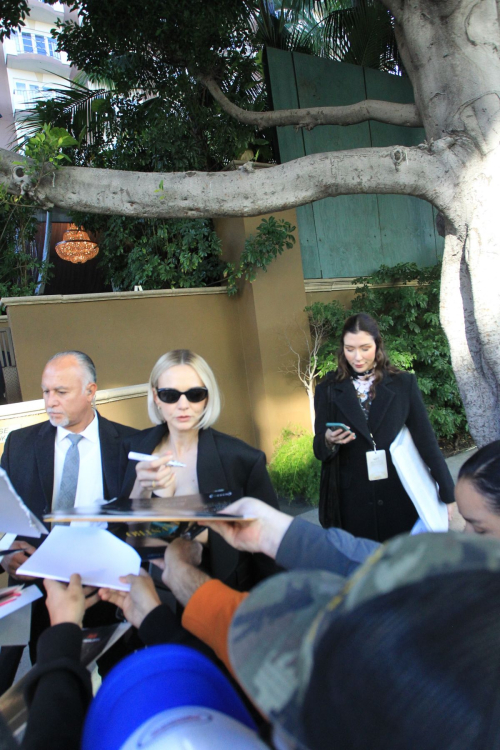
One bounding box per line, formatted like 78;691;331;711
52;411;104;511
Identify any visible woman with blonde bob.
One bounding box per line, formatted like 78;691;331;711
120;349;278;586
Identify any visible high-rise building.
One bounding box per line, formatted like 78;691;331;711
0;1;79;149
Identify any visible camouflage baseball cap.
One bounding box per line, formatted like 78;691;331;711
228;531;500;749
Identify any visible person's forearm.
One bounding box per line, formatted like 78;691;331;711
164;562;212;607
22;624;91;750
258;513;293;559
182;580;248;670
276;517;380;576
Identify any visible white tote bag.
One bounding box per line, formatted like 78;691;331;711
389;426;448;532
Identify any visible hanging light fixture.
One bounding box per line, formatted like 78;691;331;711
55;224;99;264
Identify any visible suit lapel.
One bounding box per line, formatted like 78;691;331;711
197;429;228;493
98;414;120;499
34;421;56;508
197;430;239;583
333;380;373;445
368;375;395;436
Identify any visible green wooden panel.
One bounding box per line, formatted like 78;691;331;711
293;53;382;278
265;50;442;279
364;68;440;266
265;48;322;278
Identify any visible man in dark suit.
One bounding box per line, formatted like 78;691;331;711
0;350;138;693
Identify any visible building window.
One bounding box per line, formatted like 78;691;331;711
21;32;34;53
35;35;46;55
15;31;61;59
13;81;52;110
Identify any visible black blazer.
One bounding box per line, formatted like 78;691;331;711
313;371;455;542
120;425;279;586
1;413;138;529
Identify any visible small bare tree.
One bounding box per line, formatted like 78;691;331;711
281;312;333;431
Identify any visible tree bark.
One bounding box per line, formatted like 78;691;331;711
387;0;500;445
200;76;422;128
0;144;446;218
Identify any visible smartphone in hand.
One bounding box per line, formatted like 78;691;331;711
326;422;352;434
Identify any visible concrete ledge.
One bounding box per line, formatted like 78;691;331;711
304;278;423;293
1;287;227;307
0;383;148;420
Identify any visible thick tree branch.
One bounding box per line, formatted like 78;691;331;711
200;76;422;129
0;142;451;219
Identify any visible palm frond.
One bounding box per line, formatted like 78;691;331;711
15;76;116;151
320;0;402;72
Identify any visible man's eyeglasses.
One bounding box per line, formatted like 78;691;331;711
156;387;208;404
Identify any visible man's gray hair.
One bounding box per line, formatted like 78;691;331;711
47;351;97;386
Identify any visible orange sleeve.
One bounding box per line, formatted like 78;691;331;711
181;579;248;672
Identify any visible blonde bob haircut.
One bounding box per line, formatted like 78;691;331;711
147;349;221;430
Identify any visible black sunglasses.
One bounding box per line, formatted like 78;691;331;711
156;387;208;404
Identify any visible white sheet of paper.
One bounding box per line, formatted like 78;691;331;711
0;532;17;559
0;468;47;538
390;426;448;532
0;584;43;622
0;585;43;646
17;526;141;591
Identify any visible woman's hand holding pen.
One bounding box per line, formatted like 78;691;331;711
132;451;176;498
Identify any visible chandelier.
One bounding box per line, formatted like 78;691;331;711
55;225;99;264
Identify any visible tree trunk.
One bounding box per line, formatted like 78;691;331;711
440;218;500;446
390;0;500;445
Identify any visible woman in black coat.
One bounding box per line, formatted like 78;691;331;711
119;349;278;588
313;314;454;542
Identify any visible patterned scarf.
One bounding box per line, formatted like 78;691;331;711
352;373;376;420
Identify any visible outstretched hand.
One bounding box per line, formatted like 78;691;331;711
44;574;86;628
99;569;161;629
204;497;293;560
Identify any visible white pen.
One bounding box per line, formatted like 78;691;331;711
128;451;186;467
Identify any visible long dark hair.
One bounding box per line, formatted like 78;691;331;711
458;441;500;515
336;313;398;391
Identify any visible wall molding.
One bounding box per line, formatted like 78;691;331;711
1;287;227;308
304;278;423;292
0;383;148;420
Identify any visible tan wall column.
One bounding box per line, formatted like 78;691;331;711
215;209;312;460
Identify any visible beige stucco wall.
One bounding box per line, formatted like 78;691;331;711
215;209;312;456
4;289;257;446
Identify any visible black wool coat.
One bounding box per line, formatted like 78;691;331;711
313;371;455;543
120;425;279;588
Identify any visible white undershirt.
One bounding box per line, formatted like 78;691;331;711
52;411;104;511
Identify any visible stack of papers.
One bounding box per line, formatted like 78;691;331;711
17;526;141;591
